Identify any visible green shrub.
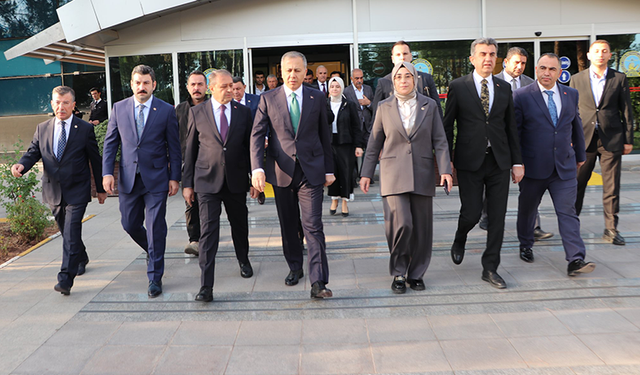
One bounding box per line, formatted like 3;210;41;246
0;140;52;243
94;119;121;162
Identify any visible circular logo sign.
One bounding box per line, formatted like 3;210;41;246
203;68;218;95
620;51;640;77
412;58;433;75
560;56;571;70
559;70;571;84
372;62;386;76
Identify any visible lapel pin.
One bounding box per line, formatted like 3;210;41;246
310;96;314;99
421;107;425;110
153;107;157;111
74;125;78;128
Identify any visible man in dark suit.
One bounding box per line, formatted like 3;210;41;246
312;65;329;96
515;53;595;276
88;87;108;125
183;69;257;303
343;68;374;145
176;71;208;257
372;41;442;119
12;86;107;295
251;51;335;299
444;38;523;289
570;39;635;246
479;47;554;241
232;76;260;119
304;69;314;85
102;65;182;298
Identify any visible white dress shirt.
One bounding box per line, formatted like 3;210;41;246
352;84;364;109
537;81;562;119
53;115;73;157
501;73;521;90
589;65;607;107
282;85;304;113
317;80;328;93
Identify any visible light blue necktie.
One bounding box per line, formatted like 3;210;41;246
56;121;66;161
136;104;145;141
544;90;557;127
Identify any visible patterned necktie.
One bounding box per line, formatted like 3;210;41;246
511;79;518;92
219;104;229;142
290;92;300;134
56;121;67;161
481;79;490;117
544;90;558;127
322;83;326;95
136;104;145;141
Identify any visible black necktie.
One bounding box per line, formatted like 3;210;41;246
57;121;67;161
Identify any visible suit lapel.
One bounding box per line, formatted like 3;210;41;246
140;97;159;143
386;99;410;141
409;96;430;138
599;68;614;109
63;116;81;159
46;118;56;161
204;99;223;144
275;87;295;138
463;74;486;116
298;87;315;137
226;102;242;145
557;85;571;125
530;84;555;126
125;97;138;144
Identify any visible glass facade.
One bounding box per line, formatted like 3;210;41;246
177;50;244;103
359;40;475;96
109;54;174;105
0;0;73;39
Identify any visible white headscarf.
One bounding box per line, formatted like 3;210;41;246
328;76;345;103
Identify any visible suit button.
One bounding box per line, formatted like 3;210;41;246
223;147;227;151
555;132;558;134
407;141;411;144
137;146;140;149
486;121;489;125
596;109;599;112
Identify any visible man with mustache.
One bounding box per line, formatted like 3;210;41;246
102;64;182;298
176;71;208;257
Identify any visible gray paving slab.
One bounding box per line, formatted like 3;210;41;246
370;341;452;373
577;332;640;365
225;345;299;375
509;335;605;367
300;343;374;374
80;345;165;375
153;345;232;375
440;338;527;371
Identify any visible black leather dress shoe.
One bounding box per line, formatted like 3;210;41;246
195;286;213;302
310;281;333;298
239;262;253;278
54;283;71;296
567;259;596;276
391;276;407;294
603;229;625;246
407;278;425;291
519;247;534;263
285;269;304;286
77;259;89;276
148;280;162;298
478;217;488;231
481;270;507;289
451;241;465;265
533;227;554;241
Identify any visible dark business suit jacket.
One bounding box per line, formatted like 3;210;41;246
362;94;451;197
183;99;252;193
241;93;260;119
443;74;522;171
569;68;634;152
343;83;374;142
89;99;108;123
103;96;182;193
494;71;534;88
250;85;334;187
19;116;105;206
372;72;442;119
328;97;365;148
514;83;586;180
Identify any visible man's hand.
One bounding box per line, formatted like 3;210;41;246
103;175;115;195
183;187;194;206
577;161;585;169
90;120;99;125
249;186;259;199
624;144;633;155
440;173;453;189
355;147;364;157
512;165;525;183
359;177;370;194
324;174;336;187
168;180;179;196
11;164;24;178
97;192;107;204
359;95;371;107
252;171;266;192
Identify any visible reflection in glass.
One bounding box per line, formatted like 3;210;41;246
109;54;174;105
177;50;243;103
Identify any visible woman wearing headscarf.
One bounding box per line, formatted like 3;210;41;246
360;62;452;294
326;76;364;216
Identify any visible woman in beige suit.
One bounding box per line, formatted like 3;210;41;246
360;62;452;294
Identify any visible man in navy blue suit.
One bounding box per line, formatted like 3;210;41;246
13;86;107;295
102;65;182;297
514;53;595;276
250;51;335;299
232;76;260;119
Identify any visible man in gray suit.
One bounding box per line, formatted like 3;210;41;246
343;68;374;145
479;47;554;244
183;69;257;303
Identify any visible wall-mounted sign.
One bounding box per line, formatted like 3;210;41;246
203;68;218;94
372;62;386;76
560;56;571;70
412;58;433;75
620;51;640;77
559;70;571;84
